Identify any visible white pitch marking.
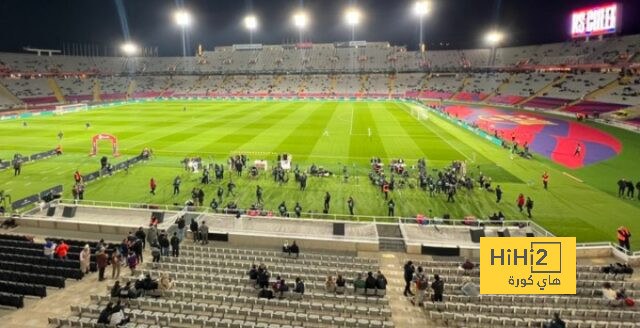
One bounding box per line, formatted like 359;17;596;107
563;171;584;183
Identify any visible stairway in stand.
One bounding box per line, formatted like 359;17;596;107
377;224;406;252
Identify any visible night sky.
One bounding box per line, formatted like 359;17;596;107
1;0;639;56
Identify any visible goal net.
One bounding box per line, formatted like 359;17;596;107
409;104;429;121
54;103;88;115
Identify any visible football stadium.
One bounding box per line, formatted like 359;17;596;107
0;0;639;327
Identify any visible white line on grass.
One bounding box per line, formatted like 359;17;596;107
563;171;584;183
349;105;355;135
402;104;471;161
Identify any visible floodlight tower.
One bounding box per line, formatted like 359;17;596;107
174;10;193;57
293;11;309;43
414;1;431;50
485;30;504;66
344;7;361;41
244;15;258;44
120;42;139;56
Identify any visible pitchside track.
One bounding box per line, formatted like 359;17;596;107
0;100;639;249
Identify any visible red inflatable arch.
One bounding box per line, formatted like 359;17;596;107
89;133;120;157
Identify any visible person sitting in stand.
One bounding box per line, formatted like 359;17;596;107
325;275;336;293
248;264;259;285
461;259;475;272
353;273;366;292
43;239;56;259
543;313;566;328
335;274;346;294
365;271;377;292
276;278;289;299
158;274;173;291
97;302;114;324
294;277;305;295
110;281;122;298
376;271;388;290
109;301;130;326
602;282;622;306
288;240;299;258
460;277;480;296
55;240;69;260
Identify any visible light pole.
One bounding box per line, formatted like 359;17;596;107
174;10;192;57
344;8;361;41
414;1;431;50
293;11;309;43
244;15;258;44
485;30;504;66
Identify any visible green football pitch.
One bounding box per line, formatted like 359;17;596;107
0;100;639;249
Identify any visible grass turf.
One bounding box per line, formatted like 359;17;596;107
0;100;638;249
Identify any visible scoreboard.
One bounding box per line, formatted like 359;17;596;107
571;3;620;38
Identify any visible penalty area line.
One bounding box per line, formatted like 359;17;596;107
562;171;583;183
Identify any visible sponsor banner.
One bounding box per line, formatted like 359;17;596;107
30;149;57;161
480;237;576;294
83;171;101;183
40;185;63;199
12;194;40;209
0;161;9;170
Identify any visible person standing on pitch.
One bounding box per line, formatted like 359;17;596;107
173;176;181;195
542;172;549;190
617;178;627;198
495;185;503;203
387;199;395;217
347;196;355;216
150;178;157;195
217;186;224;203
323;192;331;213
256;185;263;203
516;193;525;212
574;143;582;157
13;158;21;176
294;202;302;218
525;197;534;218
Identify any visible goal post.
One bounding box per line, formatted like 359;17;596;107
54;103;88;115
409;104;429;121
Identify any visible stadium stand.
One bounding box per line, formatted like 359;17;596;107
419;259;639;328
1;35;639;128
0;234;97;309
50;241;395;328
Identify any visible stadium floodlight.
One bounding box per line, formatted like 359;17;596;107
485;30;504;46
344;7;362;41
344;8;361;26
244;14;258;44
293;11;309;43
244;15;258;31
120;42;138;56
413;1;431;17
293;11;308;29
174;10;192;27
413;1;431;50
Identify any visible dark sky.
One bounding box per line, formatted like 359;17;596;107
0;0;639;56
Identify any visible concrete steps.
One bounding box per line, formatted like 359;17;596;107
377;224;406;252
0;81;23;106
47;78;65;103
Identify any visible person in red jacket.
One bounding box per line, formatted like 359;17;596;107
150;178;157;195
74;170;82;183
516;194;525;212
617;226;631;251
542;172;549;190
55;240;69;260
